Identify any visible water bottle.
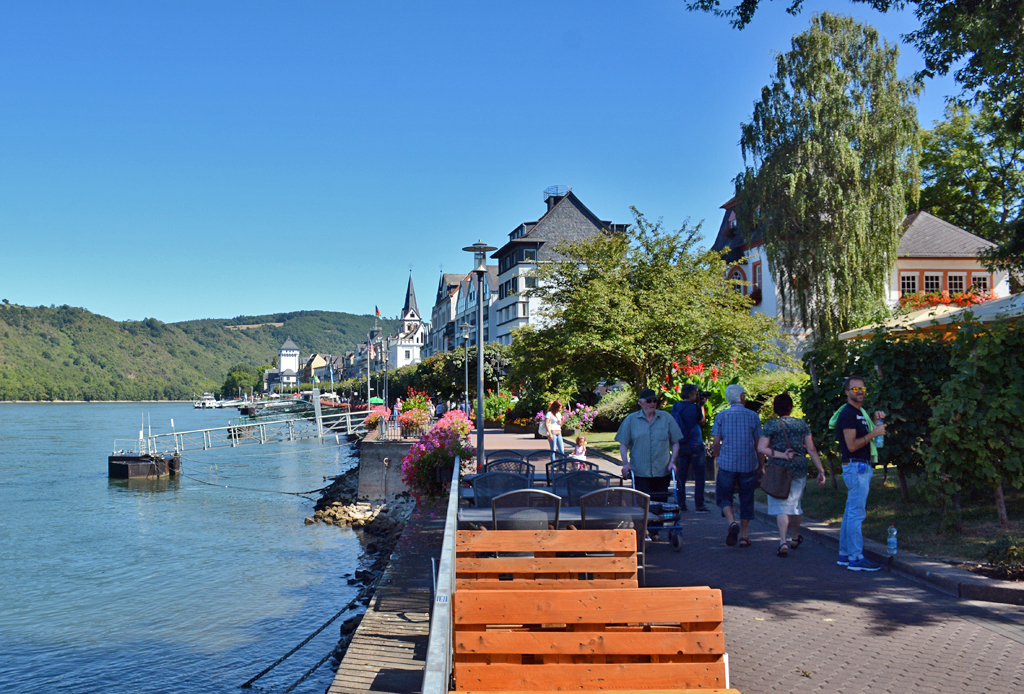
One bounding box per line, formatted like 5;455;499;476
874;415;885;448
887;523;897;556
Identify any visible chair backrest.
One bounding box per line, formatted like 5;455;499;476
579;488;650;545
546;458;599;483
481;458;535;481
491;489;561;530
485;449;525;463
525;449;556;464
471;471;531;508
551;470;611;506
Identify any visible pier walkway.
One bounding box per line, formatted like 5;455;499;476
330;428;1024;694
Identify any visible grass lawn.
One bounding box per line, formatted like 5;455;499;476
756;469;1024;563
586;431;622;455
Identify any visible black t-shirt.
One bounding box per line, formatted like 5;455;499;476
836;403;870;461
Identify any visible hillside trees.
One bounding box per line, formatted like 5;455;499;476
512;208;791;394
736;13;920;341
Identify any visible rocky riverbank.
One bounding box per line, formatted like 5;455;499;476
306;464;417;668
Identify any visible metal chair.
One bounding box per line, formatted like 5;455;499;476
471;471;531;508
580;488;651;586
551;470;611;506
546;458;599;483
491;489;561;530
486;449;526;463
481;458;536;483
526;449;557;465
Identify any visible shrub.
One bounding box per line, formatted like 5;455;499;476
402;388;431;413
564;403;598;432
484;390;515;422
592;387;635;432
984;537;1024;581
400;410;476;501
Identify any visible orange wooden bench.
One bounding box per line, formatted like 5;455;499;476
455;529;638;590
451;586;737;693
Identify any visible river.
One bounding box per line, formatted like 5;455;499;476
0;402;361;693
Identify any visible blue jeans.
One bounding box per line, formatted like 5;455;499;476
677;444;706;509
549;433;564;460
840;462;873;560
715;469;757;520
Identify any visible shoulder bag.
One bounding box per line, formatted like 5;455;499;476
538;417;548;436
760;418;793;500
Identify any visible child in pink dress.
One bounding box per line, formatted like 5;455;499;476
572;435;588;469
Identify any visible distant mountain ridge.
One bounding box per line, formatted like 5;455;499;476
0;304;398;401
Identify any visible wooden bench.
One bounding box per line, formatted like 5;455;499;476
451;586;737;692
455;529;638;590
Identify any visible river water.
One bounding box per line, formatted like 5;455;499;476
0;402;361;693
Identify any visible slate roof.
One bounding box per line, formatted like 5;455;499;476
280;337;299;351
899;211;996;258
435;273;465;304
491;191;626;261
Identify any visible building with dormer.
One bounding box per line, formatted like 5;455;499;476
489;186;628;345
388;275;430;369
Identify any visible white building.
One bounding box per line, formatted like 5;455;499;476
709;198;1012;340
389;274;429;369
489;186;628;345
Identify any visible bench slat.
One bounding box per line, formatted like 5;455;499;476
455;631;725;655
455;579;638;590
457;530;634;553
453;662;727;691
457;556;637;574
454;588;724;625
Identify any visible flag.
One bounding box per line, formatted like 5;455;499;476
313;374;320;384
375;306;381;318
369;343;376;360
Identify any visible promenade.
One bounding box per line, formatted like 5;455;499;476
333;429;1024;694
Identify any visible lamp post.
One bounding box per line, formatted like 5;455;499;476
460;322;471;417
463;240;497;466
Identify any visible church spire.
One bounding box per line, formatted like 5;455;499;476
403;273;419;319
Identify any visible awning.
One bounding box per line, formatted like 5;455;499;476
368;397;385;404
839;294;1024;341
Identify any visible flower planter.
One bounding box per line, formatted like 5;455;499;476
484;419;504;429
503;423;537;435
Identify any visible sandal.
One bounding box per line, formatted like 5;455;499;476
726;522;740;546
777;542;789;557
790;535;804;550
738;538;752;548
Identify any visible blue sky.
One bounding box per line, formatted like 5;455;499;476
0;1;957;323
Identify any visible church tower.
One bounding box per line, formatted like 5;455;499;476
401;274;420;334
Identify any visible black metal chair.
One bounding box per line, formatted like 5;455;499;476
471;471;531;508
486;449;526;463
579;488;651;586
491;489;561;530
551;470;612;506
481;459;536;484
546;458;599;484
526;449;557;465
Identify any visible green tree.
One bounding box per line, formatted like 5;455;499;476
688;0;1024;131
920;103;1024;253
514;208;791;395
736;13;920;341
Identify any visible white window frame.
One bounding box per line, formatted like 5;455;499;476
923;273;941;293
947;273;966;293
900;272;918;296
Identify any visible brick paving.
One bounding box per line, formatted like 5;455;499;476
645;507;1024;694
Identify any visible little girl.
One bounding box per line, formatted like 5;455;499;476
572;435;588;468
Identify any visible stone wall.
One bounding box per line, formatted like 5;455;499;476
357;434;413;501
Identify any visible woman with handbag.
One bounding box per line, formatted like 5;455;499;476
757;393;826;557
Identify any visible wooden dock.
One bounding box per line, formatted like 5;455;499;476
328;506;445;694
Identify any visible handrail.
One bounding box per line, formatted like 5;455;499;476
421;456;461;694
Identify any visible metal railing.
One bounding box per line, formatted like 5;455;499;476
421;457;461;694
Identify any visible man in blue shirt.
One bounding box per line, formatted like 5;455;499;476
712;383;764;547
670;384;708;513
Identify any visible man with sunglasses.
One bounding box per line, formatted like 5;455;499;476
835;376;887;572
616;389;683;506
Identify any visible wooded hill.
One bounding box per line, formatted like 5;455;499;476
0;303;397;401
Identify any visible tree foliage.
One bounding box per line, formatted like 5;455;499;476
687;0;1024;131
926;320;1024;528
736;13;920;341
513;208;792;394
386;344;508;403
920;103;1024;271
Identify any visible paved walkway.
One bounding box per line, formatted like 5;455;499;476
646;502;1024;693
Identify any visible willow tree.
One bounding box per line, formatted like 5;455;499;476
736;13;920;341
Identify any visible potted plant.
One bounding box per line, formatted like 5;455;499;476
400;410;476;501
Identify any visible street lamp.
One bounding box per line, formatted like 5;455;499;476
460;322;472;416
463;240;496;465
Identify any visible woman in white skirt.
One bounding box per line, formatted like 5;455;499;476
757;393;826;557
